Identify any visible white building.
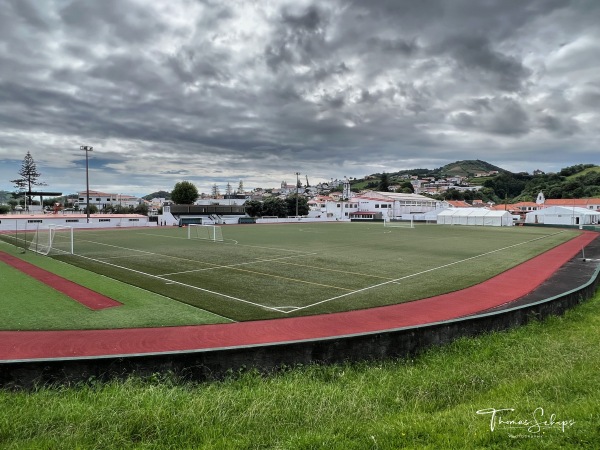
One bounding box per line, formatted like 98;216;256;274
436;208;514;226
308;191;444;221
76;191;141;209
525;206;600;226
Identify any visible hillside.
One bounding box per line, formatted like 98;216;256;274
143;190;171;201
438;160;508;177
0;191;12;204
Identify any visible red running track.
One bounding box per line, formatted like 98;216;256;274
0;232;596;361
0;252;121;310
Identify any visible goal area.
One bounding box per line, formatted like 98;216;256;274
187;224;224;242
28;225;74;255
383;217;414;229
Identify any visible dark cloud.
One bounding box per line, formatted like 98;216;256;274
0;0;598;195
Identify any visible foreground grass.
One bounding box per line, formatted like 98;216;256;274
1;292;599;449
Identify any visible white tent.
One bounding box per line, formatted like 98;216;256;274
525;206;600;226
437;208;513;227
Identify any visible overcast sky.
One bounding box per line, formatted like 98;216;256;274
1;0;599;197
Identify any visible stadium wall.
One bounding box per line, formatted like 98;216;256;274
0;214;151;231
2;261;598;389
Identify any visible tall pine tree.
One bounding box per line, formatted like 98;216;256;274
11;151;46;204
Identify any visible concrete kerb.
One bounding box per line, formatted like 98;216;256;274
1;261;599;389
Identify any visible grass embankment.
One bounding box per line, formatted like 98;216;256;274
1;292;599;449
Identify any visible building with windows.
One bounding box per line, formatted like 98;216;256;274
308;191;444;221
75;191;141;210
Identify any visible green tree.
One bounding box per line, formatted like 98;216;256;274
171;181;199;204
11;151;46;204
134;203;149;215
262;197;287;217
244;200;263;217
377;173;390;192
285;194;309;217
395;181;414;193
83;204;98;215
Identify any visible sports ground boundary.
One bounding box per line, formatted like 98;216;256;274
0;231;598;388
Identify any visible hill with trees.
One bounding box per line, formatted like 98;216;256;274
143;190;171;201
351;161;600;204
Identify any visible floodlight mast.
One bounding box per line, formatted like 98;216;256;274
80;145;93;223
295;172;301;216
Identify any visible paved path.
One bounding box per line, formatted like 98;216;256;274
0;232;597;361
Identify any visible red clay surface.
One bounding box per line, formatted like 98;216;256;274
0;251;121;311
0;232;596;361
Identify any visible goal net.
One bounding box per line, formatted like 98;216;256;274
28;225;74;255
187;224;224;242
383;217;414;229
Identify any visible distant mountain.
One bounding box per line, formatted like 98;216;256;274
437;160;509;178
356;160;510;185
143;190;171;201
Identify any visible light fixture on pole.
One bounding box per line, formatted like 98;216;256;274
80;145;93;223
295;172;301;217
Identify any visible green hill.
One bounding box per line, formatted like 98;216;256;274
564;165;600;180
0;191;13;204
351;160;509;189
438;159;508;178
143;190;171;201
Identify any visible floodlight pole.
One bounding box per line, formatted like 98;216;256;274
80;145;93;223
295;172;301;217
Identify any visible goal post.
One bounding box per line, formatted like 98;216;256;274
383;216;414;229
187;224;224;242
28;224;74;255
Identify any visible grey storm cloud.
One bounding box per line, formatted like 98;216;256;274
0;0;599;196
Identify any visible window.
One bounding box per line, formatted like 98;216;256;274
99;219;111;222
66;219;79;223
28;219;43;223
128;218;139;222
96;198;101;202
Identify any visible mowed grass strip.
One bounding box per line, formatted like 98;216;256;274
0;244;230;330
1;290;598;448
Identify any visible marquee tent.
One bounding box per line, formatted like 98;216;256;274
436;208;513;227
525;206;599;226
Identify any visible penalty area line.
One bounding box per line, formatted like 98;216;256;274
72;253;286;315
287;230;569;314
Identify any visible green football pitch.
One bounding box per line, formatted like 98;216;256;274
0;222;578;325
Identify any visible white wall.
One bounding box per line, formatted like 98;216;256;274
0;214;151;232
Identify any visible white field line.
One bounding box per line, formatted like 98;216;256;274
274;260;398;281
135;231;315;255
73;253;285;314
285;230;568;314
77;238;337;290
159;252;319;276
0;237;236;322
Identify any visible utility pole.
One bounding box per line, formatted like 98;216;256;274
80;145;93;223
295;172;301;216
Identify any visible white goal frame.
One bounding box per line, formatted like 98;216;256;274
187;224;224;242
383;216;414;229
28;224;74;255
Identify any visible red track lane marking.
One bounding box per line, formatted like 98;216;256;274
0;232;596;360
0;252;121;311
